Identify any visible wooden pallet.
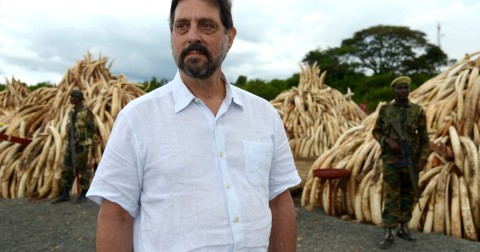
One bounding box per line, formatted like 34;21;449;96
290;159;315;193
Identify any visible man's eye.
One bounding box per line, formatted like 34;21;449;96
201;23;217;31
175;23;188;31
395;85;409;91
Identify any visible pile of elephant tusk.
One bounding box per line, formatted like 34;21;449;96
0;52;146;200
270;63;367;159
300;51;480;241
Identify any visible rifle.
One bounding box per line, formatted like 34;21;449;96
70;111;81;194
388;119;422;211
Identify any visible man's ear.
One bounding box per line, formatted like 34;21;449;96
227;27;237;49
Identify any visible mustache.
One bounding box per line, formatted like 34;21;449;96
180;44;210;59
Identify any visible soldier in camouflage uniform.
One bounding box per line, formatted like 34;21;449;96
372;76;430;249
52;89;96;204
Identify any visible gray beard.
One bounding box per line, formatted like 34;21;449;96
174;38;229;79
179;55;221;79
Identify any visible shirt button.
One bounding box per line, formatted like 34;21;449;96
233;216;239;223
226;182;231;189
194;98;201;104
219;151;224;157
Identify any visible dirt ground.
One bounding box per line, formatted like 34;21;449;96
1;160;479;251
1;190;480;251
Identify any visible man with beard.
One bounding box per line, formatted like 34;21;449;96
87;0;301;251
372;76;430;249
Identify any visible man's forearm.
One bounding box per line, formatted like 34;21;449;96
96;199;134;252
269;190;297;252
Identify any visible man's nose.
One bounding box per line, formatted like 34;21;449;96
187;26;201;44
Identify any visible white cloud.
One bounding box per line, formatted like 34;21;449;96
0;0;479;85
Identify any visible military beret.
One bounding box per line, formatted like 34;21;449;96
391;76;411;87
70;89;84;100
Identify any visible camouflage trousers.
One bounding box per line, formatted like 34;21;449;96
382;162;415;227
62;145;92;191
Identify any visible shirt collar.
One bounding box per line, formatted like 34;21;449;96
226;77;244;110
393;100;411;107
172;70;244;113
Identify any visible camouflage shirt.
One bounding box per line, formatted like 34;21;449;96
372;101;430;164
67;106;96;147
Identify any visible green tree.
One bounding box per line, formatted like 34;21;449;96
303;47;361;82
285;73;300;89
340;25;449;75
403;44;449;74
143;76;168;92
302;47;365;94
234;75;247;86
301;25;451;111
235;77;290;101
30;81;54;91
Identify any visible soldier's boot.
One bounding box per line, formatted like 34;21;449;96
397;222;416;241
75;189;88;203
378;227;394;249
52;187;70;204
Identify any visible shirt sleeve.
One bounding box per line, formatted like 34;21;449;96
417;107;430;161
372;105;386;146
268;109;301;200
87;112;142;217
86;109;96;139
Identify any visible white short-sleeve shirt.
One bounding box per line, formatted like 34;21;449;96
87;71;300;251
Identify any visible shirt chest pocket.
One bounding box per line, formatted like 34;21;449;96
242;140;273;186
406;117;419;135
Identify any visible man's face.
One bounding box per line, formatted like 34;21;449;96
70;95;81;105
171;0;236;79
393;83;410;102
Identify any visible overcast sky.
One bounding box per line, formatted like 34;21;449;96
1;0;479;85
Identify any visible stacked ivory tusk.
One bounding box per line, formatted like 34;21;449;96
302;51;480;241
0;52;146;199
270;63;367;159
0;77;31;117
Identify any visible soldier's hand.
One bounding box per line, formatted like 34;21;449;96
385;138;402;155
415;160;426;173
